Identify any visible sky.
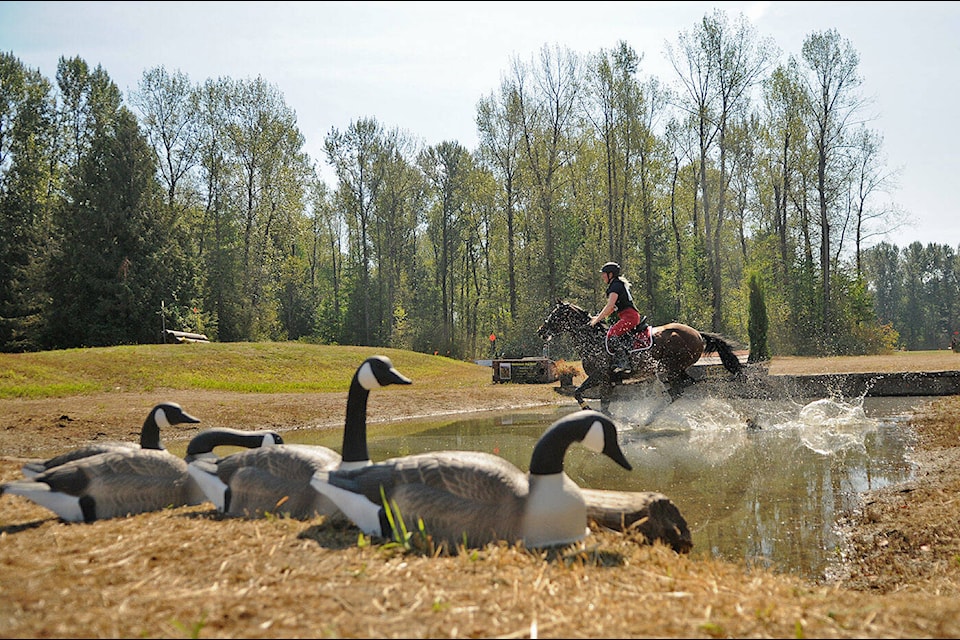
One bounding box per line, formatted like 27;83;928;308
1;1;958;249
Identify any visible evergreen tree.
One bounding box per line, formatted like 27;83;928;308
45;107;193;347
747;272;769;362
0;53;58;351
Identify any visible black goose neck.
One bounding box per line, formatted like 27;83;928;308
186;428;263;457
529;422;578;476
341;375;370;463
140;414;163;450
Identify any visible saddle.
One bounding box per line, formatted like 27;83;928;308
627;317;653;351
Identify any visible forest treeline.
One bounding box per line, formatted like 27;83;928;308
1;9;958;359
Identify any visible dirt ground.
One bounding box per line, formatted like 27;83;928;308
2;352;960;637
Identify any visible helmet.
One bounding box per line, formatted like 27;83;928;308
600;262;621;276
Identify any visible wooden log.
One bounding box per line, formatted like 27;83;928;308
582;488;693;553
164;329;210;343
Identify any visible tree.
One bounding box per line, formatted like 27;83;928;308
419;141;473;355
55;56;122;174
799;29;865;350
130;66;203;212
513;44;584;305
0;53;58;351
46;107;192;346
325;117;389;345
846;125;901;276
374;131;422;348
476;77;524;322
194;77;244;341
667;9;774;332
747;272;769;362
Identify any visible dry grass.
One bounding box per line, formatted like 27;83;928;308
766;350;960;375
2;349;960;638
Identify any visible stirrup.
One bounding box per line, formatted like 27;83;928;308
613;357;632;374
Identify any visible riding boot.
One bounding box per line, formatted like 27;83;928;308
611;336;632;374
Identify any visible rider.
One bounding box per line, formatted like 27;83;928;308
589;261;647;374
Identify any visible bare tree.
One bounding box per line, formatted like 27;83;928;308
130;67;203;211
513;44;584;303
667;9;774;331
799;28;866;342
846;125;902;276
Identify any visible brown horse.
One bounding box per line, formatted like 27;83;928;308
537;300;743;415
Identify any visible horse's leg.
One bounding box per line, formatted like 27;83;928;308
666;370;696;402
573;375;601;411
599;383;615;417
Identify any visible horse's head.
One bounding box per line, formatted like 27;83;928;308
537;299;589;341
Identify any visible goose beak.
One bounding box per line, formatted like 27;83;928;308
604;440;633;471
388;367;412;385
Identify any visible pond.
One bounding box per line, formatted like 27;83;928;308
227;388;934;582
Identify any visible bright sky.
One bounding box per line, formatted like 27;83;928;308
2;1;958;249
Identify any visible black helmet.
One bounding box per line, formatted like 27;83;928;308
600;262;621;276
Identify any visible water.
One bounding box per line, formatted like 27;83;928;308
600;388;926;581
238;388;932;581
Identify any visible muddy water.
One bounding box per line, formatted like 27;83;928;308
276;390;934;581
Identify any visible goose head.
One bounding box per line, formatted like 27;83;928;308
528;409;632;476
341;355;412;467
355;355;413;390
140;402;201;450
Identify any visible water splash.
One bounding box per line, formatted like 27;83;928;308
615;384;882;458
789;397;880;455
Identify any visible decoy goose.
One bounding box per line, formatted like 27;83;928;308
20;402;200;478
1;426;283;523
309;409;633;549
187;355;412;520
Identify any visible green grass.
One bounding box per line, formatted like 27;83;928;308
0;342;490;399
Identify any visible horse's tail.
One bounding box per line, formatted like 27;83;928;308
701;332;743;376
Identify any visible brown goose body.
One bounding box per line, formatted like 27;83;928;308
311;410;633;549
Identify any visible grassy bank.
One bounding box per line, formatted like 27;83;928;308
0;343;493;399
4;342;958;400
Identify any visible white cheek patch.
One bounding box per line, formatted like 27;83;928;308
357;362;380;390
155;408;171;429
581;421;605;453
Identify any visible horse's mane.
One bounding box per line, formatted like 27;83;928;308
554;300;603;333
558;300;588;315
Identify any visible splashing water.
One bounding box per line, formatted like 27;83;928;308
790;397;880;455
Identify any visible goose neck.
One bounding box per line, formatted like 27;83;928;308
341;378;370;463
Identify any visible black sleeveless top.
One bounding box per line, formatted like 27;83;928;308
606;278;637;313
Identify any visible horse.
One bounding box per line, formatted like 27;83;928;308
537;300;744;416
